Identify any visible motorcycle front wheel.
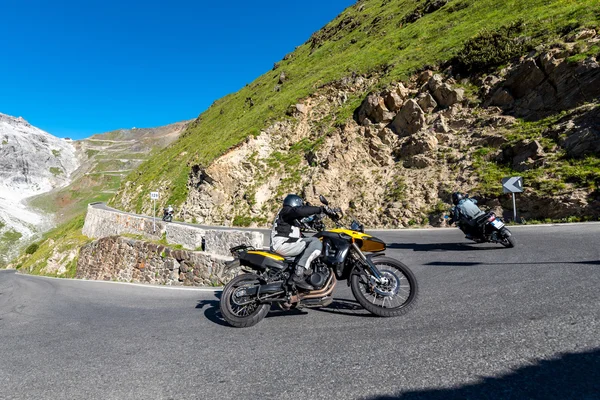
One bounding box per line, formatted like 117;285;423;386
220;273;270;328
351;257;418;317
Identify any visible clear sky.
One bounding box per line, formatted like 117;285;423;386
0;0;355;139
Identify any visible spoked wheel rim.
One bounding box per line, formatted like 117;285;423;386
357;264;413;309
227;279;261;318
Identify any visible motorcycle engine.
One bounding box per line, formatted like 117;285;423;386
309;263;331;289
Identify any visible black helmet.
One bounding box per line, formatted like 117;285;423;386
452;192;464;205
283;194;304;207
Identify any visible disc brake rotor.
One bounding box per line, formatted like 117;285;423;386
371;271;399;297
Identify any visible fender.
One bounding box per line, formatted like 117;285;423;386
347;253;386;286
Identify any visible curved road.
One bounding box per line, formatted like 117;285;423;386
1;224;599;399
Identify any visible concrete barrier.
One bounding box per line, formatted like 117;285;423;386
82;203;264;257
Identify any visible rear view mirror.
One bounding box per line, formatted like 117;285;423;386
319;195;329;205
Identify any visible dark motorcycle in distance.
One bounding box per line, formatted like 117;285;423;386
162;205;174;222
447;211;516;248
219;195;419;328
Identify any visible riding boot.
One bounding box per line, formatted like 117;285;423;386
290;266;313;291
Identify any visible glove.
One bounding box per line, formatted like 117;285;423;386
322;206;336;216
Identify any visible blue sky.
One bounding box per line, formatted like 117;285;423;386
0;0;355;139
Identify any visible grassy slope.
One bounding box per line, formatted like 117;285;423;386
112;0;600;212
13;215;90;278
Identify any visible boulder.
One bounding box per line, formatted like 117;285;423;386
417;93;437;112
357;94;395;125
427;74;444;93
417;70;434;85
383;90;404;112
391;99;427;136
432;84;464;107
278;72;287;84
395;82;410;99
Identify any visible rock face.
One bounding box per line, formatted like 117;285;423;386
484;48;600;119
76;236;236;286
544;105;600;158
0;113;79;264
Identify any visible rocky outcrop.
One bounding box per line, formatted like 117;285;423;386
76;236;236;286
543;105;600;158
483;35;600;119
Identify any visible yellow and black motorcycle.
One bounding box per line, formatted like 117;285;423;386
219;196;418;328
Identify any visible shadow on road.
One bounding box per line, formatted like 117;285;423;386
196;292;230;327
196;292;308;327
312;298;373;317
365;348;600;400
425;260;600;267
388;243;504;252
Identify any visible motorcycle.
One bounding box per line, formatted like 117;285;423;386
162;205;174;222
449;211;516;248
219;195;419;328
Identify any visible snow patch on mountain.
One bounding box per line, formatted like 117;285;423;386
0;112;79;263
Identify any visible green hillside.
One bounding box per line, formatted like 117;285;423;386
111;0;599;212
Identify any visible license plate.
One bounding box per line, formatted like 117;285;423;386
491;219;504;229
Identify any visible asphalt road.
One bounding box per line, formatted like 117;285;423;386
1;224;599;400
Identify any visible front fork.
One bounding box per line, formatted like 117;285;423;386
351;242;387;284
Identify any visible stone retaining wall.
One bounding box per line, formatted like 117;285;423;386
76;236;239;286
82;204;264;257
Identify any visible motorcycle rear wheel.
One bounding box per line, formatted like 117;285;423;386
500;228;516;248
351;257;418;317
220;273;270;328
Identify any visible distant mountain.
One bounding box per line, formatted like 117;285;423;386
0;114;190;266
26;120;191;226
0;113;79;264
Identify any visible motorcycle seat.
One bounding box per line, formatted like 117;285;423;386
261;248;297;263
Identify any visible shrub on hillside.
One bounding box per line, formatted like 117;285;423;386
455;21;531;73
25;242;39;255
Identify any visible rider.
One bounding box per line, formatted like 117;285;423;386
449;192;485;239
271;194;334;290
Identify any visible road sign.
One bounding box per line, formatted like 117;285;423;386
502;177;523;193
150;192;159;232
